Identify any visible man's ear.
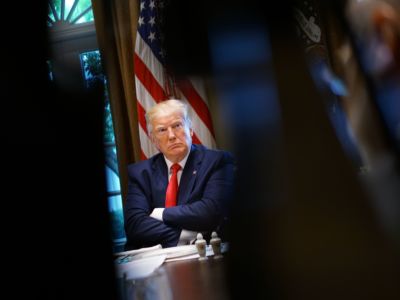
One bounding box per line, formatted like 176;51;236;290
372;4;400;58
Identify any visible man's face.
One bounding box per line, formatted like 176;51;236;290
150;111;193;162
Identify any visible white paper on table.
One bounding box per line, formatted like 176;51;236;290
132;245;199;260
114;254;167;280
113;244;162;258
165;253;199;262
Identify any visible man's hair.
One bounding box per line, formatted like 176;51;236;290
146;99;192;133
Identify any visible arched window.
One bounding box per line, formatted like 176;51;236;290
48;0;94;27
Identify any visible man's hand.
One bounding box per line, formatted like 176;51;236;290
178;230;198;245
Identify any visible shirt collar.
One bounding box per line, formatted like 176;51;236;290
164;150;190;172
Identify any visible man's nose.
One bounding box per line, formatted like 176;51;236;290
167;127;176;139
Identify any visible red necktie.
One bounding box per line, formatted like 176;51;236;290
165;163;181;207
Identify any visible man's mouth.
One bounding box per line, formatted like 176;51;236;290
168;143;182;150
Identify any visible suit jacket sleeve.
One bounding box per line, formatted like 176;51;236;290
163;151;236;231
124;164;180;249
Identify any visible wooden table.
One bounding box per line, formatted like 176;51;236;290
119;255;230;300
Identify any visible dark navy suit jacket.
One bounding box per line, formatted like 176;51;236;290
124;144;236;250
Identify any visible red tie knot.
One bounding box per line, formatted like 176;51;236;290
171;163;181;173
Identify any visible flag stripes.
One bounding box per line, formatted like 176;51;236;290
134;0;216;160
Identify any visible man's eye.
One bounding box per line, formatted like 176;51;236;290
173;123;182;129
157;128;167;134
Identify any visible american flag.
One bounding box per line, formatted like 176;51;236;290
134;0;216;160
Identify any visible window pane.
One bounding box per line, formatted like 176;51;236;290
48;13;56;23
47;60;54;81
105;164;121;193
104;100;116;144
80;50;103;87
108;195;126;242
70;0;93;24
64;0;75;18
80;50;114;143
75;9;94;24
80;50;125;250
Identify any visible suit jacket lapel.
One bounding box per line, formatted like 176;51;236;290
152;155;169;207
177;145;203;205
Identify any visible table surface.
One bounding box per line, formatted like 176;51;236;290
120;254;230;300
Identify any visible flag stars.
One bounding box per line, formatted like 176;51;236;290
149;0;155;9
140;1;145;11
148;31;156;42
138;16;145;26
149;16;156;26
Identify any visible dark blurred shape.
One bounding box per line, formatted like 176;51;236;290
325;0;400;247
328;0;400;166
42;82;118;299
208;9;284;300
291;0;364;169
162;0;213;76
164;0;400;299
2;2;117;299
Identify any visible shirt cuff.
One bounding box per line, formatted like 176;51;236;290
150;208;165;221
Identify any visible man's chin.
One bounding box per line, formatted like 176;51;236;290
166;146;188;159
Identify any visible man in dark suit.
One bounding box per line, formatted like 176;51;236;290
124;99;236;250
